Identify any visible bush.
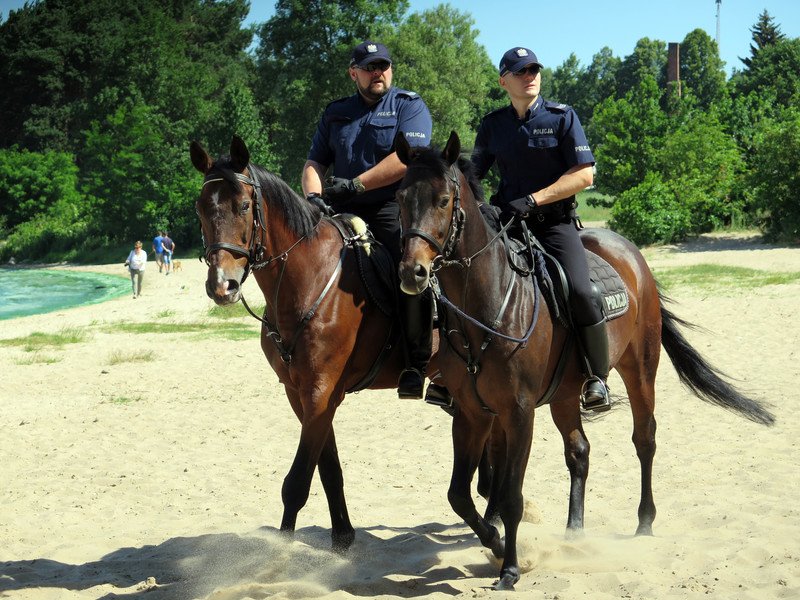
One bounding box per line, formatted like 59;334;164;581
608;173;691;245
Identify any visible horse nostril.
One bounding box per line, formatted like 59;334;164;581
226;279;240;295
414;263;427;280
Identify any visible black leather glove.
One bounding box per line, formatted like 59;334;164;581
306;192;334;216
507;194;537;219
323;177;358;203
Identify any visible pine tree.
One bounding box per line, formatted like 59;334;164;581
740;10;785;69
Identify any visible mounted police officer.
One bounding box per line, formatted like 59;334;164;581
471;47;611;412
302;41;434;400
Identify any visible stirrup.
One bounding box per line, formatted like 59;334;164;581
397;368;424;400
424;382;455;415
580;377;611;412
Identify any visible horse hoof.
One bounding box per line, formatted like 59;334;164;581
332;529;355;553
493;571;519;591
635;524;654;536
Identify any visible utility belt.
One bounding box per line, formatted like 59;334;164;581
527;197;578;223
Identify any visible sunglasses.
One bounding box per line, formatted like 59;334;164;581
511;66;541;77
357;61;391;73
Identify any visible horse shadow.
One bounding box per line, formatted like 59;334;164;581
0;522;495;598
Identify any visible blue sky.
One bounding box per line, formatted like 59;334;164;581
2;0;799;75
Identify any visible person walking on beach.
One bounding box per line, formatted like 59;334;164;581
152;231;165;273
161;232;175;275
124;241;147;298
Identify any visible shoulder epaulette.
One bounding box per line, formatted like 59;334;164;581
543;100;570;113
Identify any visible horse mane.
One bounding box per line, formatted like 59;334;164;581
405;145;485;203
209;156;320;239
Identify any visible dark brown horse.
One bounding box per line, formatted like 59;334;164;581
395;132;774;590
190;136;440;551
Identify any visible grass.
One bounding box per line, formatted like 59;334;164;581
107;395;142;404
208;302;266;320
107;349;156;365
653;264;800;292
14;353;62;365
0;327;90;352
156;309;176;319
102;320;258;340
576;191;612;223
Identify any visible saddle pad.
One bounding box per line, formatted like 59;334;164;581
586;250;629;320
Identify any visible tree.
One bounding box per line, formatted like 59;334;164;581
680;28;726;109
254;0;409;182
386;4;498;147
590;75;667;197
740;9;785;69
615;37;667;97
736;39;800;108
748;108;800;242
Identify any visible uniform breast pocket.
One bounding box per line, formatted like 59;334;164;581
369;119;397;151
528;136;559;150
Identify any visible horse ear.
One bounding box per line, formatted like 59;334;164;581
442;131;460;166
230;135;250;172
395;132;412;166
190;141;213;174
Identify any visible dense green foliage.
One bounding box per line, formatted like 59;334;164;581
1;2;799;259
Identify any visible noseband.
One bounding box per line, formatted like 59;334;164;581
400;165;465;268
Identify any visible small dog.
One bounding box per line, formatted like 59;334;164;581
172;260;182;272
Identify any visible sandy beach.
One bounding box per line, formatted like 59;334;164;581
1;231;799;599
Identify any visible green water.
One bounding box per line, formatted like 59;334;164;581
0;269;129;321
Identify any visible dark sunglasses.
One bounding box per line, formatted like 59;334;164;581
358;61;391;73
511;65;541;77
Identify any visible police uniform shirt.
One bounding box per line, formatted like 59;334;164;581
308;86;432;205
471;98;595;207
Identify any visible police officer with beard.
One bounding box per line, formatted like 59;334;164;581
302;41;434;400
471;46;610;411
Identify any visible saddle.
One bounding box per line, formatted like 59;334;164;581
329;214;397;317
506;235;629;327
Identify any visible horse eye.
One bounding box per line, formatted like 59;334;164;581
240;200;250;213
438;194;450;208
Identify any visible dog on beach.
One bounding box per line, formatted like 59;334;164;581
172;260;182;272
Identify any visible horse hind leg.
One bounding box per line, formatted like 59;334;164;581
618;346;658;536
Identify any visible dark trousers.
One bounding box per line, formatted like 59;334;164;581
528;216;602;327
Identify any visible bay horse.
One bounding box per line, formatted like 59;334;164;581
395;131;774;590
190;135;441;552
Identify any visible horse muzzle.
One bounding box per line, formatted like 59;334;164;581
206;265;245;305
398;259;430;296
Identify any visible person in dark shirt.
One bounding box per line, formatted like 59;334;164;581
471;46;610;412
302;41;434;400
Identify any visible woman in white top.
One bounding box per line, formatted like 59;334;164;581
124;241;147;298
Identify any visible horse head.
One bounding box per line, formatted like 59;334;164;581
190;135;262;305
396;131;463;295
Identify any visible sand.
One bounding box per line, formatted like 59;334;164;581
1;231;799;599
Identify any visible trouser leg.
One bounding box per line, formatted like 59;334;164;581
397;289;433;399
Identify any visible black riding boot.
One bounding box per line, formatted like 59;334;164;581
577;319;611;412
397;290;433;399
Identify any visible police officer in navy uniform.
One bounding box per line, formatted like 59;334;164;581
471;47;610;412
302;40;434;400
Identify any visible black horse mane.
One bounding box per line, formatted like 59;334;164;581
209;156;320;239
404;145;485;203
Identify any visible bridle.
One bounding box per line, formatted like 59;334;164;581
198;166;306;281
400;165;465;269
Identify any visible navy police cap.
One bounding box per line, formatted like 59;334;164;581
499;47;543;76
350;41;392;68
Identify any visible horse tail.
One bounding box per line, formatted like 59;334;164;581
659;292;775;426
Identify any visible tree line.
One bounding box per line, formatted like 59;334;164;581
0;1;798;262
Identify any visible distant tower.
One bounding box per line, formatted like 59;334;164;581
716;0;722;49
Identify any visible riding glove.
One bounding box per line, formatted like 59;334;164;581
306;193;334;216
507;194;537;218
323;177;360;203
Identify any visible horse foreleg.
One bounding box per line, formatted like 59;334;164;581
279;404;336;538
493;406;535;591
481;420;506;524
448;413;504;558
317;426;355;552
549;396;590;534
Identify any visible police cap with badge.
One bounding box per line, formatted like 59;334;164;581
498;47;544;76
350;41;393;68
